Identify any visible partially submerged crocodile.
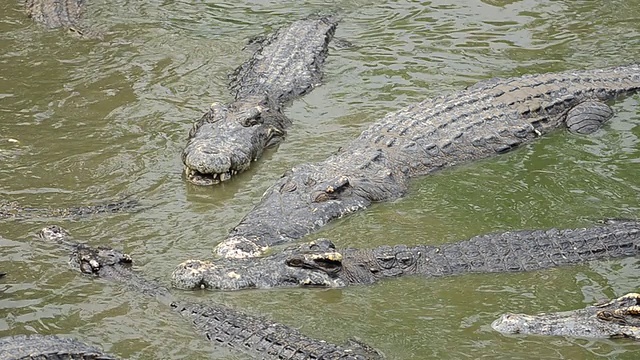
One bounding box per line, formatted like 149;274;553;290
172;219;640;290
36;225;381;359
182;17;337;185
492;292;640;340
0;334;116;360
0;199;138;220
24;0;89;36
213;64;640;258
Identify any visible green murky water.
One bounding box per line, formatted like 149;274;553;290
1;0;639;358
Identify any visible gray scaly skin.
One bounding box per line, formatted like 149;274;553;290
37;225;382;360
492;292;640;340
0;334;116;360
182;17;337;186
24;0;92;36
172;219;640;290
214;64;640;258
0;199;139;220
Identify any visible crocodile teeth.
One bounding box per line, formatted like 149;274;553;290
89;259;100;270
220;172;231;182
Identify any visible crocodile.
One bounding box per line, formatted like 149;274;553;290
0;334;116;360
0;199;139;220
171;219;640;290
182;17;337;186
24;0;90;36
212;64;640;258
36;225;382;360
492;292;640;340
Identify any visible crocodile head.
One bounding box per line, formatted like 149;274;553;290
182;96;289;186
38;224;71;242
213;149;404;258
492;292;640;339
172;239;347;290
71;245;133;275
38;225;132;275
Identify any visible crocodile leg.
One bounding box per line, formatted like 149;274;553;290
565;100;614;134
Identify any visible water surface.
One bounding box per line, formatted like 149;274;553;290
1;0;639;358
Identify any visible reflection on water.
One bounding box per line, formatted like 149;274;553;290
1;0;639;358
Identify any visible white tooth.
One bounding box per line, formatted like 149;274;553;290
220;172;231;181
212;173;219;180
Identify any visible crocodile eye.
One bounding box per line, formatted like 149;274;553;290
240;107;263;126
286;258;304;267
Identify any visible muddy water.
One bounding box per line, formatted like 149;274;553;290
1;0;639;358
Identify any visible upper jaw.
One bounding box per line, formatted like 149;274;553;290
183;164;242;186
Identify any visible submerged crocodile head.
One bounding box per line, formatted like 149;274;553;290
492;292;640;339
38;225;132;275
172;239;348;290
182;96;289;186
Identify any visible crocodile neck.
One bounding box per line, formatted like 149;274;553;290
338;220;640;285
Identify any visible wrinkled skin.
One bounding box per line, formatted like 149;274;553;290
493;292;640;340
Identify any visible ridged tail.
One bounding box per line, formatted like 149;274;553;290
171;302;380;360
415;220;640;276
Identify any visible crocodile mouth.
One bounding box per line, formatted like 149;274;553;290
184;166;240;186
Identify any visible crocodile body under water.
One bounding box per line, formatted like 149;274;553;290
492;292;640;340
0;199;139;220
28;225;381;360
171;219;640;290
182;17;337;186
24;0;90;35
211;64;640;258
0;334;116;360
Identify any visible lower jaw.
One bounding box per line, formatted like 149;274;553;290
184;167;236;186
